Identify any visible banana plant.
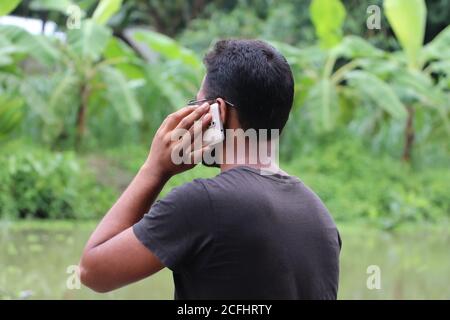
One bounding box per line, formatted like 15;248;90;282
1;0;143;147
131;28;203;108
0;0;21;17
49;0;142;147
0;0;25;139
273;0;407;133
384;0;450;161
274;0;448;162
0;93;23;140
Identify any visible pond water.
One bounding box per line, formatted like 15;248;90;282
0;222;449;299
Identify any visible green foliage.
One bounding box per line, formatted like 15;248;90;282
29;0;77;13
274;0;449;160
284;135;450;230
92;0;123;25
101;144;218;200
344;70;407;120
0;8;146;148
179;1;315;52
3;0;444;155
384;0;427;69
422;25;450;62
0;142;116;220
0;24;59;66
102;140;449;230
179;5;264;52
304;78;339;132
0;94;24;138
99;65;142;123
310;0;346;48
134;29;202;71
0;0;448;226
67;19;112;61
132;28;203;108
0;0;21;17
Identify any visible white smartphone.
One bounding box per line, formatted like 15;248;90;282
203;102;224;146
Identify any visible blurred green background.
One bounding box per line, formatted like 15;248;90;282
0;0;449;299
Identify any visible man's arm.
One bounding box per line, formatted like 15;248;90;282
79;103;211;292
79;168;167;293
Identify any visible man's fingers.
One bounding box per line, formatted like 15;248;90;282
175;103;210;130
163;105;197;130
178;113;212;150
175;111;213;164
188;112;213;141
190;145;214;164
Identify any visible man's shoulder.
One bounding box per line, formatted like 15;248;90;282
166;178;209;203
189;168;252;195
167;169;242;204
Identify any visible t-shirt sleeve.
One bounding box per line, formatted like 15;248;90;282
132;179;213;273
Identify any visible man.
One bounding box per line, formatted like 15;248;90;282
80;39;341;299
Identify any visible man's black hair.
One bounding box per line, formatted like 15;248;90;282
203;39;294;137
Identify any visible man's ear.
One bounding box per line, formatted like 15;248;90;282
216;98;227;125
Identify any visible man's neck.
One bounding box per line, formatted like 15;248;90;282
219;139;284;175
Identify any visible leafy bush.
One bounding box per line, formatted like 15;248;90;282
0;142;116;220
102;138;449;230
284;134;450;229
179;1;315;53
102;144;217;197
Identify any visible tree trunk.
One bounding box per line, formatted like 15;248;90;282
402;106;415;162
41;12;48;34
75;84;90;149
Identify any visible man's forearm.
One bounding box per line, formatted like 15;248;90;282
79;105;211;292
83;164;168;251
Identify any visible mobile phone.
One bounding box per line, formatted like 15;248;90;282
203;102;224;146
